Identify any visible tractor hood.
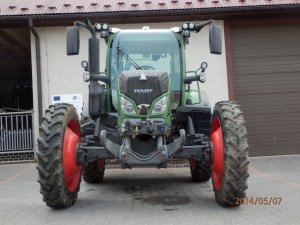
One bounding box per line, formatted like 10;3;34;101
119;70;169;106
118;70;169;115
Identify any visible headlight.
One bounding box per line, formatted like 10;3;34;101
199;73;207;83
151;96;168;114
120;96;136;114
182;23;188;30
189;23;195;29
102;23;109;30
95;23;101;30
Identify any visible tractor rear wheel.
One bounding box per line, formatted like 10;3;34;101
82;160;106;183
36;103;81;209
210;101;249;207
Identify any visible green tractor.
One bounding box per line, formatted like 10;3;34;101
37;19;249;209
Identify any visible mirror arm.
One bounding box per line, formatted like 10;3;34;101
74;21;86;27
86;18;96;37
194;20;214;33
90;74;110;84
74;20;96;38
184;75;199;84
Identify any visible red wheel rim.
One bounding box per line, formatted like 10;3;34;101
190;158;197;171
211;116;224;191
63;119;81;192
97;159;105;171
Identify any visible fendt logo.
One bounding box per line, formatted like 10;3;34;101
139;73;147;81
133;89;153;94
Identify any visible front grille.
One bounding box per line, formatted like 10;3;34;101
119;70;169;105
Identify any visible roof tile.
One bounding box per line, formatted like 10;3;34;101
0;0;299;16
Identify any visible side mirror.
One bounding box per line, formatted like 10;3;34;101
209;25;222;55
66;26;80;55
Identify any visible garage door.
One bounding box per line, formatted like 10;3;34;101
231;24;300;156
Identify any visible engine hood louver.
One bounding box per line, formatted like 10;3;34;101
119;70;169;106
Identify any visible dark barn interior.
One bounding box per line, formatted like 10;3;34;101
0;28;32;111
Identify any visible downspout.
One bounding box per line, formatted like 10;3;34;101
29;18;42;123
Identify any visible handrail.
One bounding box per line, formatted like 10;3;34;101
0;110;34;116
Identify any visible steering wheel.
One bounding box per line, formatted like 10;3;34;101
140;65;155;70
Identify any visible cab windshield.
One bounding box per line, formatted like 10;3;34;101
110;30;181;105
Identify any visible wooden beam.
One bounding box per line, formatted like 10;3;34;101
0;29;30;56
0;29;24;47
3;28;30;45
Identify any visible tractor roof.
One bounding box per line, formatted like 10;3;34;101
111;28;180;42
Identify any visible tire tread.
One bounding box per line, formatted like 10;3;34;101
37;103;81;209
212;101;249;207
82;161;105;183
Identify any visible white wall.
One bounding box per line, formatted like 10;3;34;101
31;21;228;124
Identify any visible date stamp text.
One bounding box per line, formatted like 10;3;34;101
235;197;282;206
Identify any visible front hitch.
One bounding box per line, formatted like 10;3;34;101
100;129;186;166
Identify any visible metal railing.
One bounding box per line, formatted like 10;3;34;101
0;110;34;152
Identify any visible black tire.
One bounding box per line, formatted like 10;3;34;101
211;101;249;207
189;148;211;182
82;160;106;183
36;103;81;209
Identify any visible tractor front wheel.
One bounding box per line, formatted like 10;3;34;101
211;101;249;207
82;160;106;183
189;148;211;182
36;103;81;209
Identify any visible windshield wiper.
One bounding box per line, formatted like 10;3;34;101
117;47;142;70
